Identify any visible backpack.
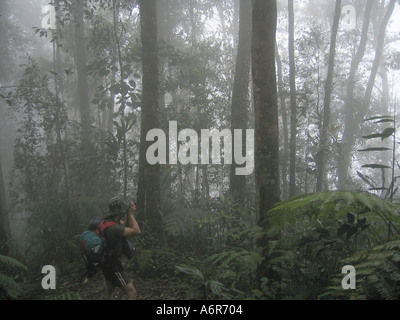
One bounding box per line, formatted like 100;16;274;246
79;217;118;278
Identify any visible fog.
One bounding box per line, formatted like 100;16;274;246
1;0;400;301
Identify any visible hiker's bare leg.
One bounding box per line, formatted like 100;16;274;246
124;282;137;300
104;280;114;300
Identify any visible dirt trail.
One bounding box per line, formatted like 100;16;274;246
19;261;186;300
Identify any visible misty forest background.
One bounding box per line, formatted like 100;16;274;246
1;0;400;300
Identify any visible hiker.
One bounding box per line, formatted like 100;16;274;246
99;196;141;300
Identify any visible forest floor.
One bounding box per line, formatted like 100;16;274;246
19;258;189;300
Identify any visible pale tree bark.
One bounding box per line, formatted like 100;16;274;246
338;0;373;190
276;46;289;200
315;0;342;192
288;0;297;198
363;0;396;112
72;0;92;196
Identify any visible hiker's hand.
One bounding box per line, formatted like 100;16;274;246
128;202;136;215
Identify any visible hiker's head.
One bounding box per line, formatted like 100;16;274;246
106;196;130;220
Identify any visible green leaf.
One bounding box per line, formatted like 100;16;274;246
176;265;204;281
363;115;394;122
358;147;392;152
347;213;355;223
209;280;225;296
381;127;395;140
346;226;358;240
375;119;395;124
356;171;376;188
0;255;27;272
357;218;367;228
362;164;392;169
362;133;385;140
362;127;395;141
337;223;350;237
315;228;330;237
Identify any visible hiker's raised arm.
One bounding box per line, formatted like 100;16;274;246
122;202;141;236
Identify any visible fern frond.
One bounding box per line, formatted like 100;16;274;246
44;292;82;300
0;255;28;272
0;273;22;299
268;191;400;242
321;237;400;300
176;264;204;281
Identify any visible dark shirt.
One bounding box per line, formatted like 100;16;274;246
102;220;125;266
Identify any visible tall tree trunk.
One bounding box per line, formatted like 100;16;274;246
229;0;252;205
252;0;280;284
338;0;373;189
0;155;10;255
0;0;11;255
276;46;289;200
362;0;396;112
72;0;91;196
0;0;10;82
53;0;70;213
315;0;341;192
288;0;297;198
112;0;129;197
138;0;162;244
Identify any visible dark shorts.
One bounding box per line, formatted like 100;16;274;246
100;262;131;288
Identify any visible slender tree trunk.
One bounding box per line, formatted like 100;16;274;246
0;0;12;255
0;0;10;82
338;0;373;190
107;69;116;135
189;0;197;46
316;0;341;192
73;0;91;141
138;0;162;243
112;0;129;197
0;155;10;255
363;0;396;112
276;46;289;200
252;0;280;284
229;0;252;205
339;0;395;189
72;0;91;196
288;0;297;198
53;1;70;212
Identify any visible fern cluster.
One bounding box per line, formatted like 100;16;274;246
0;254;27;299
264;191;400;299
268;191;400;248
172;196;262;298
174;191;400;299
43;292;83;300
321;237;400;300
